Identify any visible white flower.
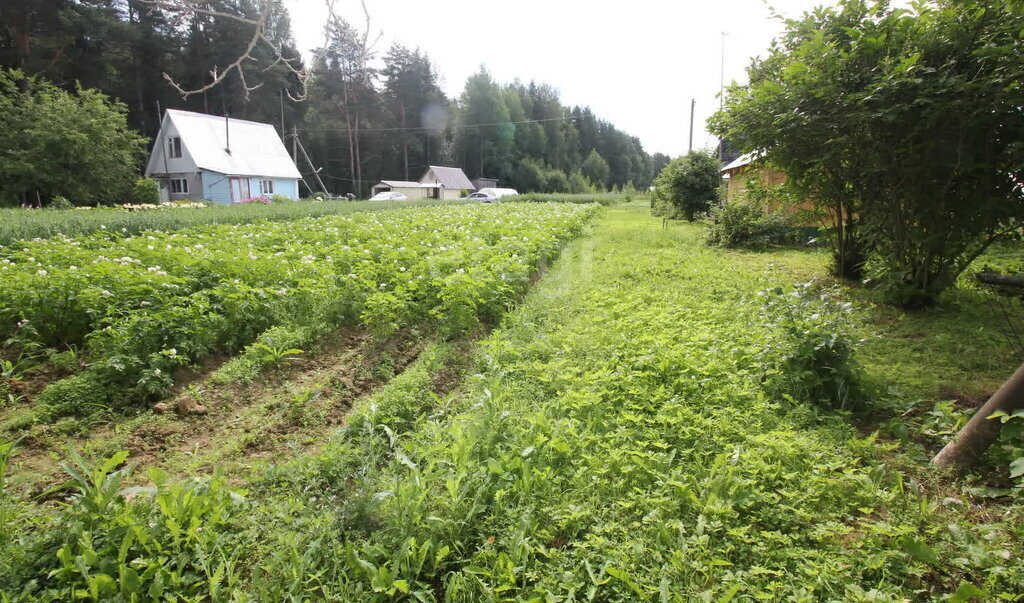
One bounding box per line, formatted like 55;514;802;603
277;288;288;295
69;266;77;271
347;273;357;278
167;348;177;357
36;269;47;276
140;301;152;307
101;290;112;297
17;319;28;328
154;368;161;375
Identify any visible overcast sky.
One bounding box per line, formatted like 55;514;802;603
282;0;837;158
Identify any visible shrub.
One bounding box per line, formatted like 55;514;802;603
49;196;73;211
131;178;161;205
0;69;147;207
758;281;861;410
650;151;721;220
567;170;597;194
710;0;1024;306
705;180;794;247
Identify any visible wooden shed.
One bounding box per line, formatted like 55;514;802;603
372;166;475;201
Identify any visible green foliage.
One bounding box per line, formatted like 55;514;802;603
131;178;161;206
49;196;73;211
567;170;598;194
35;373;112;421
1;203;598;416
0;197;473;246
988;409;1024;487
710;0;1024;306
580;149;611;189
212;324;323;385
507;192;630;206
0;438;16;546
650;151;721;220
3;207;1023;599
14;450;248;600
224;207;1016;598
0;69;147;207
759;282;861;410
705;178;794;247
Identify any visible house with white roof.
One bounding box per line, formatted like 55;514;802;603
145;109;301;204
371;166;475;201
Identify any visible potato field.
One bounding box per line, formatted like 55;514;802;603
0;201;1022;600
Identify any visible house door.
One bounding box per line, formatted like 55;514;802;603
230;177;251;203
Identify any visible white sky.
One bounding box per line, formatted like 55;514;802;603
282;0;837;157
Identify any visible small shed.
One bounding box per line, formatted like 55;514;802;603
720;153;786;200
720;152;818;224
472;177;499;191
372;166;474;200
145;109;301;204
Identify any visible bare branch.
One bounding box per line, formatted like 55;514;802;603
140;0;308;101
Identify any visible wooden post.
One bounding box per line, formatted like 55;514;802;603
932;361;1024;469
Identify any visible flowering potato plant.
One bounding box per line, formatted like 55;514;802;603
0;203;598;416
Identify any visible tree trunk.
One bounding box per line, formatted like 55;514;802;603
976;272;1024;288
932;361;1024;470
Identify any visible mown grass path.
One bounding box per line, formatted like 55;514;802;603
226;202;1022;599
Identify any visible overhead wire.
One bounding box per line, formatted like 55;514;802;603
292;114;587;134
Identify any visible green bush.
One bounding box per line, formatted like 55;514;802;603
705;200;792;247
49;196;73;211
705;178;796;248
131;178;161;205
650;151;721;220
0;69;147;207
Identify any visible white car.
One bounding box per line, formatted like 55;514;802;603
463;192;498;203
369;191;407;201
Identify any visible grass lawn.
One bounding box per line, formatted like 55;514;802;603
1;201;1021;599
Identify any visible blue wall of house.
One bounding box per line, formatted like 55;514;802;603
274;179;299;200
200;172;299;204
202;171;233;204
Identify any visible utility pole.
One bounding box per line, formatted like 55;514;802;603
279;89;285;138
294;134;329;196
719;32;727;161
688;99;695;152
292;126;298;163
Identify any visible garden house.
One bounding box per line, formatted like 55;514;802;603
145;109;301;204
371;166;475;200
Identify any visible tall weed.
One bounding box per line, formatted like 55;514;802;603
758;281;862;410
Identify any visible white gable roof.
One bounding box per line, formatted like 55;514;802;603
721;152;759;173
148;109;300;179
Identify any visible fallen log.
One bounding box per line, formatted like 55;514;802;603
976;272;1024;288
932;361;1024;470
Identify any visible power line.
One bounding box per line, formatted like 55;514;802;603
293;114;586;134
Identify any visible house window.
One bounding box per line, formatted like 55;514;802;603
168;136;182;159
260;179;274;195
170;178;189;194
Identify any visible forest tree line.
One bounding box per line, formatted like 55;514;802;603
1;0;670;199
